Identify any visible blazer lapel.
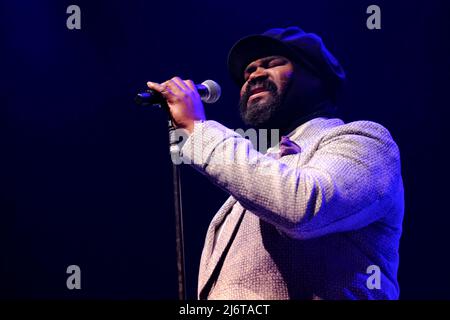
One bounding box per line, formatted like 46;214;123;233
198;197;246;297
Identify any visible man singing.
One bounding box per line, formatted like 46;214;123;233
147;26;404;300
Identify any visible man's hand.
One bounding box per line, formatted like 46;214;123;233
147;77;206;134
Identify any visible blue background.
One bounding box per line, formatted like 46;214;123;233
1;0;449;299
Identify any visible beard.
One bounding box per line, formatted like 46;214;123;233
239;78;286;128
238;64;332;131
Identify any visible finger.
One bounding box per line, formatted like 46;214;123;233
171;76;190;91
185;79;196;91
147;81;174;99
146;81;165;93
185;79;201;99
164;78;186;96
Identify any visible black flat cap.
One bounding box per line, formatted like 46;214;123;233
227;26;346;91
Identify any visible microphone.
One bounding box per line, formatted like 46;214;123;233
135;80;221;106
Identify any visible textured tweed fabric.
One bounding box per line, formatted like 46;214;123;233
180;117;404;300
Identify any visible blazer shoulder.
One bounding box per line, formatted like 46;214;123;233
324;120;398;146
318;120;402;169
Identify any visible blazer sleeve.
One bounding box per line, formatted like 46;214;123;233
180;120;402;239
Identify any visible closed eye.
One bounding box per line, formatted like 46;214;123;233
268;58;287;68
243;57;288;81
244;65;257;75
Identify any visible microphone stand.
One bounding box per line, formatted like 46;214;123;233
135;92;187;300
168;118;186;300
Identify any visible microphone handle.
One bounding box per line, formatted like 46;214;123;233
134;90;164;107
135;84;209;107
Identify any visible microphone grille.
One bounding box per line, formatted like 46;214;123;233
201;80;221;103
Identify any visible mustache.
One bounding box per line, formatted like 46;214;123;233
241;79;278;105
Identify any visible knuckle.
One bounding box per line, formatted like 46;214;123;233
180;92;189;99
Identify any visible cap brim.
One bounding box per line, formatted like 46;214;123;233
227;35;299;86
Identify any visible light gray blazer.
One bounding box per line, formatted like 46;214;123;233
180;117;404;300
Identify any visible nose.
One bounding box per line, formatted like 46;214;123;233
248;66;268;82
241;66;269;96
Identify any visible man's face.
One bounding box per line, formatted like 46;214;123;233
239;55;294;127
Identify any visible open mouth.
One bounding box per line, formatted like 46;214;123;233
249;87;270;100
250;87;267;95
